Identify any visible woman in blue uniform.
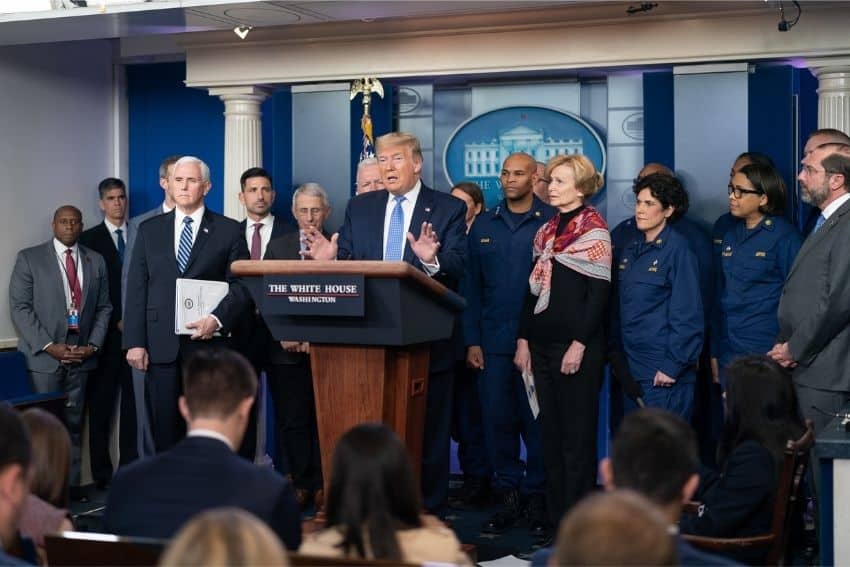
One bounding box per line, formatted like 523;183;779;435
611;174;704;419
711;163;802;388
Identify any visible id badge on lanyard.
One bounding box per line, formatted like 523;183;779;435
67;304;79;332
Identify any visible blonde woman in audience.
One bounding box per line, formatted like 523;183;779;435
159;508;288;567
18;409;73;560
300;423;472;565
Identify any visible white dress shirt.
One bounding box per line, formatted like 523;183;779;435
52;238;83;308
174;206;205;259
381;181;439;274
187;428;234;451
103;218;128;251
244;214;275;259
821;192;850;221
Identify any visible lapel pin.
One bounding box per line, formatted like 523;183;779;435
425;207;431;213
203;228;209;233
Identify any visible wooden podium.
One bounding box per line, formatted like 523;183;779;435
232;260;465;499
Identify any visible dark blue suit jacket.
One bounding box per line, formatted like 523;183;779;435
123;209;250;363
103;435;301;549
336;186;467;289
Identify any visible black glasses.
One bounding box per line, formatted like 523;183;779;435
727;184;764;199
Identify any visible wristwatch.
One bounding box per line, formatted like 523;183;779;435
88;344;100;353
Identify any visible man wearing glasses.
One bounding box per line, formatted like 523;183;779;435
772;139;850;436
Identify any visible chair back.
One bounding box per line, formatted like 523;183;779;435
0;351;34;399
289;553;418;567
45;531;166;567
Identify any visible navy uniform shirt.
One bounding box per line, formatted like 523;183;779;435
612;223;704;383
713;215;802;364
463;197;556;355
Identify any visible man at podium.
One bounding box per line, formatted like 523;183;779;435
305;131;467;515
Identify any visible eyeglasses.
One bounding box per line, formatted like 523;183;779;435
727;184;764;199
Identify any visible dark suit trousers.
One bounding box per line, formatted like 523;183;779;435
421;366;454;515
267;358;322;490
530;341;604;525
147;338;229;452
88;329;137;481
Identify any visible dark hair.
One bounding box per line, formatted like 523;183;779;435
0;403;31;473
738;163;787;215
633;173;688;223
822;152;850;192
451;182;484;211
240;167;273;191
734;152;775;169
159;155;182;179
97;177;126;199
182;348;257;419
720;355;804;470
809;128;850;146
610;409;698;506
325;423;422;561
21;409;71;508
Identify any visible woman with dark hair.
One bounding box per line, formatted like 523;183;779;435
611;174;703;419
517;154;611;526
682;355;804;562
451;181;485;233
711;163;802;387
298;423;471;565
712;152;777;246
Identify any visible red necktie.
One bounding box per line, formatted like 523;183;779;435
251;223;262;260
65;249;82;308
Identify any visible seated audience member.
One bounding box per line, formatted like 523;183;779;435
0;404;36;566
103;348;301;550
299;423;471;565
532;408;735;567
682;356;804;562
18;409;73;556
159;508;288;567
554;490;676;566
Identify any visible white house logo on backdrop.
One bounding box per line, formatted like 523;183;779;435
444;106;606;208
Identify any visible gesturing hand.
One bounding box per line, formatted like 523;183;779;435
406;222;440;264
302;227;338;261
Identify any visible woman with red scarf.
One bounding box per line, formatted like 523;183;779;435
516;154;611;530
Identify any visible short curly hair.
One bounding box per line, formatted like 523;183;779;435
633;173;687;223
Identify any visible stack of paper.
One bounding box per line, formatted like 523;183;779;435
174;278;229;335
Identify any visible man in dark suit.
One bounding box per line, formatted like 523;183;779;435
122;155;180;459
124;156;250;452
771;142;850;435
307;131;467;514
79;177;136;486
232;167;293;461
9;205;112;487
263;182;331;507
103;348;301;549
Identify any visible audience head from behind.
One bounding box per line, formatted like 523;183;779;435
171;156;212;215
600;408;699;521
326;423;422;561
179;348;258;452
800;141;850;209
450;181;484;233
97;178;128;226
375;132;423;196
291;183;331;234
238;167;275;223
553;490;677;566
0;403;31;550
159;507;288;567
721;355;804;471
20;409;70;509
804;128;850;157
52;206;84;248
356;157;385;195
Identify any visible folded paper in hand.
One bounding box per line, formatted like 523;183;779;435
175;278;229;335
522;369;540;419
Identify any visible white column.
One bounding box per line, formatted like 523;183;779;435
208;86;270;220
808;57;850;135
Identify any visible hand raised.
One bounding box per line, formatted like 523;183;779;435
406;222;440;264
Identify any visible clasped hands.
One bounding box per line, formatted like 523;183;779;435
46;343;94;365
767;342;797;368
301;222;441;264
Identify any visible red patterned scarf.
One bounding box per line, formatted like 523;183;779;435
529;206;612;314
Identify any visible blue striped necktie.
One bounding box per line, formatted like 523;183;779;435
384;195;406;261
177;217;194;273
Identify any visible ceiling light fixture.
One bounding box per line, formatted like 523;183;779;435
233;24;253;40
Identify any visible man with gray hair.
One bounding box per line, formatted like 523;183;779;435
124;156;250;452
355;157;385;195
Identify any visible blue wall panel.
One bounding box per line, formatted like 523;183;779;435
127;62;225;216
643;71;675;169
266;88;294;224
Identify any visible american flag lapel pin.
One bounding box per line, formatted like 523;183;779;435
203;227;209;233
